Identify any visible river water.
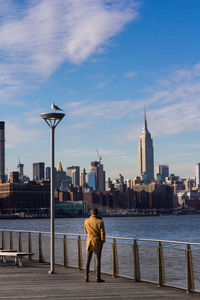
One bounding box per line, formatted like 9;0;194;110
0;214;199;243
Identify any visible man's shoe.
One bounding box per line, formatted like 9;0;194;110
84;278;89;282
96;278;105;283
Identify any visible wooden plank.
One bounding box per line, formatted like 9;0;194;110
0;262;199;299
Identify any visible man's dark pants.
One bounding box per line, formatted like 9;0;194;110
85;249;102;280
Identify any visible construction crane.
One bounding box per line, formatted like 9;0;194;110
96;149;102;164
17;155;21;164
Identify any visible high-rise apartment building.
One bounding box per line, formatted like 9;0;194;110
195;163;200;187
158;165;169;182
33;162;45;180
66;166;80;186
138;112;154;182
91;161;105;192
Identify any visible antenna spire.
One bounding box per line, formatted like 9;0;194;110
142;107;148;133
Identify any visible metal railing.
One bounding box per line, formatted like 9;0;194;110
0;229;200;293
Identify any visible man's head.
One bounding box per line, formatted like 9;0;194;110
91;208;98;216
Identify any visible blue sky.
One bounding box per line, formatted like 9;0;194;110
1;0;200;180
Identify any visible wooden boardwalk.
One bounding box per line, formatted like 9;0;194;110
0;261;199;299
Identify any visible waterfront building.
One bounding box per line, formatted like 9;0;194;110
0;121;5;183
33;162;45;180
138;111;154;182
0;173;50;214
133;182;173;210
195;163;200;187
177;189;200;206
55;201;88;217
66;166;80;186
157;165;169;182
91;161;105;192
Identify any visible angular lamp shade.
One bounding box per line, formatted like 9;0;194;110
40;112;65;128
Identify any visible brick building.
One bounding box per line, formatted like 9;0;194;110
0;172;50;214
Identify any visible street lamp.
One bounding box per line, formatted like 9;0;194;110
40;111;65;274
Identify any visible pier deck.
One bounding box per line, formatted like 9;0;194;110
0;261;199;299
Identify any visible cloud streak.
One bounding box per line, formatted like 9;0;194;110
65;62;200;141
0;0;139;103
6;121;42;148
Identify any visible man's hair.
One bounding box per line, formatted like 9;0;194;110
91;208;98;216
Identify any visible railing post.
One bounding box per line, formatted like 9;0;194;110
28;232;32;260
9;231;13;250
186;244;194;293
39;233;43;262
1;230;5;249
112;238;119;277
18;232;22;252
63;235;68;267
77;235;83;270
133;239;140;282
157;241;165;286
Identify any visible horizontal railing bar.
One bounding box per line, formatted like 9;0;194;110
0;229;50;235
1;228;200;246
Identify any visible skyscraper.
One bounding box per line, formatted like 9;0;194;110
80;168;87;186
87;171;96;191
138;111;154;182
66;166;80;186
0;121;5;182
33;162;45;180
158;165;169;182
17;163;24;180
46;167;51;180
195;163;200;187
91;161;105;192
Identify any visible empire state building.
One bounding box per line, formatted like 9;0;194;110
138;112;154;182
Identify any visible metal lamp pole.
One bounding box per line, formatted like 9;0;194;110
40;112;65;274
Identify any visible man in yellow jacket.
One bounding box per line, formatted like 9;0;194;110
84;207;105;282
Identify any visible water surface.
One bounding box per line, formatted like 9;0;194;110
0;215;199;243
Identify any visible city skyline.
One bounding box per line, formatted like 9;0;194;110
0;1;200;179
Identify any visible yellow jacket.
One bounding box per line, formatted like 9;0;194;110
84;216;105;251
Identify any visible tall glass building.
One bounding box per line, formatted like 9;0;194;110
87;171;96;191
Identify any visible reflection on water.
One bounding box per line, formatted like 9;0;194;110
0;215;199;243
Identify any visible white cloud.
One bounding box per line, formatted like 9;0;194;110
0;0;139;103
124;70;137;78
65;62;200;142
65;99;145;120
96;81;109;89
5;121;42;148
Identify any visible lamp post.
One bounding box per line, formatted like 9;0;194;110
40;111;65;274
